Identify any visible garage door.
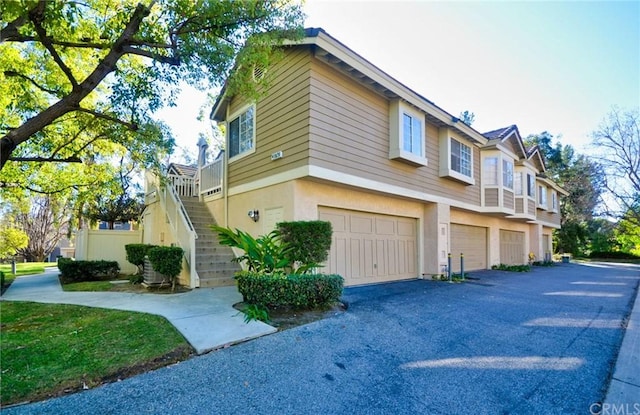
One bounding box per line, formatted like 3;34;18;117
450;224;487;272
500;230;525;265
319;207;417;286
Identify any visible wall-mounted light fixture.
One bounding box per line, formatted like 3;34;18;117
248;209;260;222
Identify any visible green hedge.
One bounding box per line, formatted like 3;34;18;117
589;251;640;260
277;221;332;265
125;244;158;272
147;246;184;278
235;271;344;309
57;258;120;283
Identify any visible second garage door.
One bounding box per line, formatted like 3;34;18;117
319;207;418;286
450;224;487;272
500;230;525;265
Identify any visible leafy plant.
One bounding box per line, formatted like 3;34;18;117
277;221;332;266
235;271;344;309
491;264;531;272
147;246;184;291
241;304;270;324
58;258;120;283
125;243;158;275
211;226;291;274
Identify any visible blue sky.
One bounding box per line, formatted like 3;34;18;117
158;0;639;156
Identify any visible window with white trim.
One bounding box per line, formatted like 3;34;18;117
451;138;472;177
389;100;427;166
228;105;255;159
538;185;547;207
514;171;523;196
527;174;535;197
484;157;498;185
503;159;514;189
551;191;558;212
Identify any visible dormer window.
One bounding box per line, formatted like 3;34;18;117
484;157;498;185
514;172;523;195
502;159;514;189
389;100;427;166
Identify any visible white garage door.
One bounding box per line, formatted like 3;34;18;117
500;230;525;265
450;224;487;272
319;207;418;286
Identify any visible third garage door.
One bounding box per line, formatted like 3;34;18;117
450;224;487;272
319;207;417;286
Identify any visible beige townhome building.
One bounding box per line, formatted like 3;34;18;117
142;28;567;288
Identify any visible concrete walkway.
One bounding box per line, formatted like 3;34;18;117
0;267;276;354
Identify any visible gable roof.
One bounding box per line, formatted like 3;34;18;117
167;163;197;177
211;27;487;145
482;125;527;159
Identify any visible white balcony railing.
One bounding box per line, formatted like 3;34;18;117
199;159;223;196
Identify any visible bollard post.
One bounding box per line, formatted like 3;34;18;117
460;253;465;281
447;253;452;282
11;258;17;275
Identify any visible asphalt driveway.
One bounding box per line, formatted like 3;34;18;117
4;262;639;414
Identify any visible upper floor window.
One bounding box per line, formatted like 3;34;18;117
503;159;514;189
551;191;558;212
514;171;523;196
451;138;472;177
389;100;427;166
403;113;423;155
538;185;547;207
484;157;498;185
229;105;255;159
527;174;535;197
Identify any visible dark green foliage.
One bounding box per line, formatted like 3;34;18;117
277;221;332;265
57;258;119;283
532;260;555;267
241;304;270;324
491;264;531;272
125;244;158;274
235;272;344;309
589;251;640;260
147;246;184;290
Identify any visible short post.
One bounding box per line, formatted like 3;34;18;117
11;258;17;275
447;253;452;282
460;253;465;281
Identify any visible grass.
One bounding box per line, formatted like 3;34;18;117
61;280;115;292
0;262;56;277
0;301;192;406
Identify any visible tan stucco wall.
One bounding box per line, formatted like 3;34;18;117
75;228;142;274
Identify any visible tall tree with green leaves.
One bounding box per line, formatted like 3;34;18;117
0;0;304;171
525;132;606;255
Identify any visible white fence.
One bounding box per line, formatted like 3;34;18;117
74;228;142;274
199;159;223;196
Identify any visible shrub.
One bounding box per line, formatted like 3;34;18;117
211;226;291;273
125;244;158;274
235;271;344;309
277;221;332;265
147;246;184;291
589;251;640;260
491;263;531;272
57;258;120;283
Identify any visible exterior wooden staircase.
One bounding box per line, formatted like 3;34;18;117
179;196;239;288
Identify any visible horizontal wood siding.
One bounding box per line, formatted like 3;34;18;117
528;199;536;213
537;210;561;226
308;57;480;207
515;198;524;214
228;47;312;188
485;188;499;207
503;137;521;157
504;190;514;209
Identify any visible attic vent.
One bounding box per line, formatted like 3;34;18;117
253;64;266;81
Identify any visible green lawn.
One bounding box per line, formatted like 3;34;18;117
0;301;192;406
0;262;56;277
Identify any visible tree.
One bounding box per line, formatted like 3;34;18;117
526;132;606;255
0;227;29;259
591;107;640;225
12;196;70;262
459;110;475;126
0;0;304;171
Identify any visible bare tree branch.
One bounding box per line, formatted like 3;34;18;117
8;156;82;163
75;107;139;131
120;45;180;65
